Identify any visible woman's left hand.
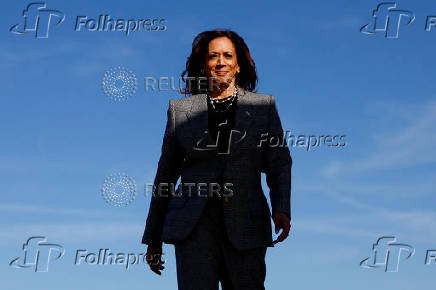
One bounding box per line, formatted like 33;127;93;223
272;212;291;244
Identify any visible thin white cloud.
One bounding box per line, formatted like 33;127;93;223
323;100;436;176
320;15;363;31
296;217;376;238
0;203;136;218
0;221;144;246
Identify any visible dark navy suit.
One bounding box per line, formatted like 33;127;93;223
141;87;292;289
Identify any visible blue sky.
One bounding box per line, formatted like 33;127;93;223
1;0;435;289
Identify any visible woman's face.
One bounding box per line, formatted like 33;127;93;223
204;36;240;89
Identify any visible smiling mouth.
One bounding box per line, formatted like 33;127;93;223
215;71;228;75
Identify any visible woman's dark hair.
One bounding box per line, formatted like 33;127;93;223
181;29;258;95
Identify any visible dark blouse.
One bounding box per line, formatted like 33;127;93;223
207;94;238;154
202;93;238;238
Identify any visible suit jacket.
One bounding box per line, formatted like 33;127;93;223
141;87;292;250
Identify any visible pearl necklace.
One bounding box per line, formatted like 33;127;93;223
207;86;238;113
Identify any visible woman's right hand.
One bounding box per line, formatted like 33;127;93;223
146;244;165;275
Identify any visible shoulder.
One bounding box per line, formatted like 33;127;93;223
245;90;274;103
166;89;277;109
243;90;277;111
168;93;202;111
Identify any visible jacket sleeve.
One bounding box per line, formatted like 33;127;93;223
141;100;184;245
261;95;292;221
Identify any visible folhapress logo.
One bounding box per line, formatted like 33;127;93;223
9;236;65;272
9;2;65;38
361;2;415;38
10;2;167;39
360;236;415;272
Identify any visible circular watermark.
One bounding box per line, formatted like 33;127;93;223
101;66;137;101
101;173;136;206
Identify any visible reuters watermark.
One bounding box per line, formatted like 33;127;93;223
144;182;234;198
144;76;239;93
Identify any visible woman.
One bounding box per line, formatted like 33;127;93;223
142;29;292;290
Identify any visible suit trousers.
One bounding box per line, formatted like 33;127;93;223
174;189;267;290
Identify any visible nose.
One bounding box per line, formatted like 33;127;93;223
217;55;223;65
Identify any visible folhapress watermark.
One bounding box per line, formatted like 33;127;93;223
9;2;65;39
10;236;163;272
361;2;436;38
74;15;166;35
258;131;347;151
9;236;65;272
360;236;436;272
360;236;414;272
75;248;164;269
10;2;167;38
193;127;247;155
193;128;347;154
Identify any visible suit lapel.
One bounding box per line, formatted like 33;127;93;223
186;87;255;155
229;88;255;154
185;92;214;151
